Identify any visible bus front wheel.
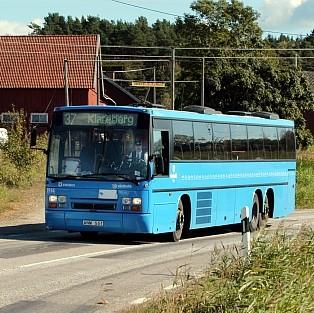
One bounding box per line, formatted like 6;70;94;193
172;199;184;242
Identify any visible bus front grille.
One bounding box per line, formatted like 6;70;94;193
72;203;116;210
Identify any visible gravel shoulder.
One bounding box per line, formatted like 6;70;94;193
0;181;45;227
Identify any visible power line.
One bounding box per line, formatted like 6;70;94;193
111;0;183;18
111;0;310;38
263;30;308;38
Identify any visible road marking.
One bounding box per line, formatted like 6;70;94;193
17;244;152;269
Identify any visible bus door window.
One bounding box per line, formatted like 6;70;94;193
153;130;169;175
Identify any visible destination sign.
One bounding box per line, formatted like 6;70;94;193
62;112;138;126
132;81;165;87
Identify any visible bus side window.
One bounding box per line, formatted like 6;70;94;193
213;123;231;160
174;144;183;159
172;120;193;160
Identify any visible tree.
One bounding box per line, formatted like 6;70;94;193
29;13;69;35
174;0;314;147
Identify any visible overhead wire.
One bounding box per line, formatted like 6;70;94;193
111;0;310;38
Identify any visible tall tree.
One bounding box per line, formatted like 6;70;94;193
174;0;314;146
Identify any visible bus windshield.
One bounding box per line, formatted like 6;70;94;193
47;110;149;181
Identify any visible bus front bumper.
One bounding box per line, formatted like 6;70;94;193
45;210;152;234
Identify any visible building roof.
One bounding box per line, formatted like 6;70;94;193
0;35;100;89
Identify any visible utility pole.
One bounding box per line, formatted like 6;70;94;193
153;67;156;104
201;57;205;107
171;47;175;110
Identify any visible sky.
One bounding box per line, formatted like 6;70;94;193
0;0;313;38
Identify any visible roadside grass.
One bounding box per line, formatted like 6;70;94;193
122;149;314;313
0;149;46;216
296;150;314;209
0;125;314;311
123;227;314;313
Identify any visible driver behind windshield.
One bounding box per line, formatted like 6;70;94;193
128;139;147;162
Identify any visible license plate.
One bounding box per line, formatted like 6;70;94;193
83;220;104;226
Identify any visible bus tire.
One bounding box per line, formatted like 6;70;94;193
260;193;270;227
172;199;184;242
80;231;99;240
249;193;260;232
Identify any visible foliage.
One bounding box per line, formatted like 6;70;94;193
0;109;47;188
123;228;314;313
27;1;314;147
174;0;314;147
296;149;314;208
1;108;33;170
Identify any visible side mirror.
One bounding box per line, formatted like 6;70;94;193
30;127;47;154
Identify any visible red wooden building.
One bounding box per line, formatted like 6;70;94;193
0;35;140;125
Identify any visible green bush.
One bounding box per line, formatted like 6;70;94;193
0;108;47;188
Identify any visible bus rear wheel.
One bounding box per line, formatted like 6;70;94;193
260;194;270;227
249;193;260;232
172;199;184;242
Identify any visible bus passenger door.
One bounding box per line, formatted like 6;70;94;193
152;130;169;176
151;129;175;234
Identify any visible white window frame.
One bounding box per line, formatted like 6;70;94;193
30;113;48;124
1;113;19;123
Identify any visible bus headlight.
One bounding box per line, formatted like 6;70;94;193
122;198;132;205
132;198;142;212
133;198;142;205
49;195;58;203
48;195;67;208
122;197;142;211
58;195;67;203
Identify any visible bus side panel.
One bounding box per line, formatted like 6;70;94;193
189;190;217;230
215;189;236;225
150;190;177;234
286;168;296;216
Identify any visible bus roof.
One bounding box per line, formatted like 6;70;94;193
53;105;294;127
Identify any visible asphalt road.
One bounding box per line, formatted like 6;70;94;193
0;209;313;313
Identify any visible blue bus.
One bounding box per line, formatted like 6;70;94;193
31;105;296;241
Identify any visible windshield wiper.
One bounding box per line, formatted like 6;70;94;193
49;172;141;185
96;172;140;185
49;173;79;182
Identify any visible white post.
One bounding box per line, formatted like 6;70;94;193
241;206;251;257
